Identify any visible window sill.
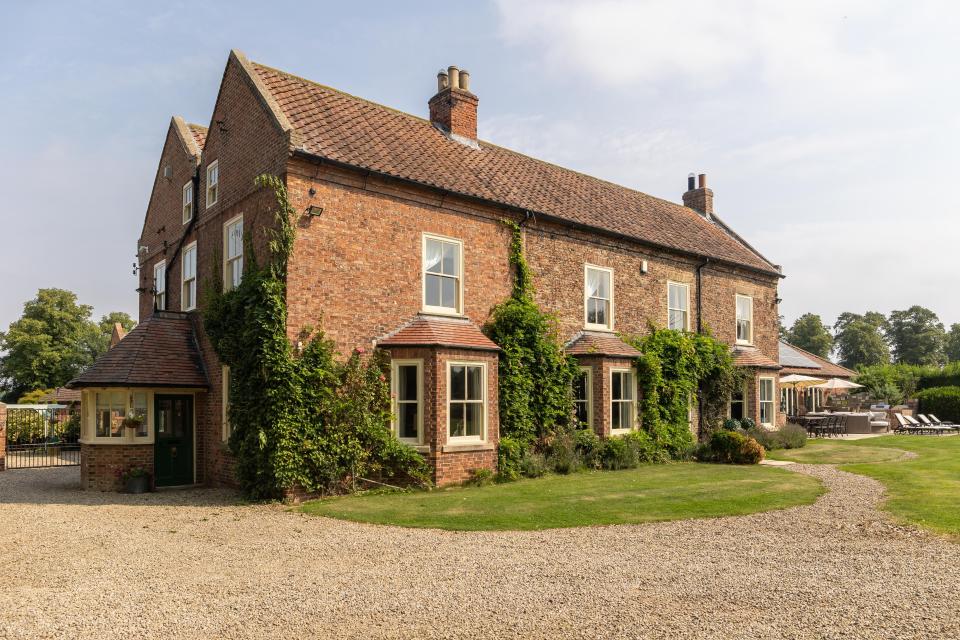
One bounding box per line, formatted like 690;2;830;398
422;307;464;318
442;442;494;453
79;437;153;446
609;429;632;436
584;325;614;333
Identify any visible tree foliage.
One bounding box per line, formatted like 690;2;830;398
203;175;428;499
0;289;135;401
484;220;578;447
887;306;945;365
833;311;889;369
945;324;960;363
784;313;833;358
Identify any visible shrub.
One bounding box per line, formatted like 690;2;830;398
465;468;494;487
623;430;670;464
917;363;960;391
496;436;524;482
916;386;960;423
546;428;580;474
706;430;765;464
722;418;742;431
520;452;548;478
740;416;756;430
598;437;638;470
574;428;602;469
777;423;807;449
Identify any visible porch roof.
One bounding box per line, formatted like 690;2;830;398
377;314;500;351
564;331;642;358
731;345;782;369
67;312;209;389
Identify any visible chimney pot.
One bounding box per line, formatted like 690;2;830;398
687;173;695;191
437;69;449;92
459;69;470;92
447;65;460;89
698;173;707;189
429;64;479;141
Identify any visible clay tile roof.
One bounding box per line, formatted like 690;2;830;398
778;341;856;379
68;312;208;389
39;387;82;404
565;331;642;358
731;346;782;370
248;60;779;276
187;123;207;150
377;315;500;351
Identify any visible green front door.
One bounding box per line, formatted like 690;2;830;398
154;395;194;486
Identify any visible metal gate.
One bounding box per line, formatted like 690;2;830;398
4;407;80;469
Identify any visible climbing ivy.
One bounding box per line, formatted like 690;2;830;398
204;175;429;499
484;220;579;452
625;326;743;455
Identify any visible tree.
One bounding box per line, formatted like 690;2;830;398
784;313;833;358
834;311;890;369
0;289;136;401
887;306;946;365
945;324;960;363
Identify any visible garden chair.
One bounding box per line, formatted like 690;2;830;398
920;414;960;432
894;413;922;434
905;414;950;435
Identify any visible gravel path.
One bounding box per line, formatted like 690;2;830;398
2;465;959;639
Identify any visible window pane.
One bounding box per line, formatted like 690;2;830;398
575;401;589;425
440;276;456;309
466;365;483;400
449;403;465;437
399;402;418;439
573;372;587;402
612;402;622;430
425;239;442;274
596;301;607;326
441;241;459;276
587;299;597;325
586;268;600;298
597;270;610;299
450;366;466;400
612;371;622;400
425;274;441;307
133;392;148;437
465;402;482;437
398;365;418;402
621;373;633;401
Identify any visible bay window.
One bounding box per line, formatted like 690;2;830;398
610;369;635;433
91;390;149;441
448;362;485;440
423;234;462;314
573;367;592;428
759;377;775;426
585;265;613;330
392;360;423;444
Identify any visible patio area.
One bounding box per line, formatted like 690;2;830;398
2;463;960;639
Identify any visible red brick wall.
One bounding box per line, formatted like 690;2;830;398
80;444;154;491
0;402;6;472
428;87;479;140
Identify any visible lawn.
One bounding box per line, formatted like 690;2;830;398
771;435;960;538
302;463;823;531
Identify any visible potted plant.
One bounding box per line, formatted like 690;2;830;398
118;465;151;494
121;411;144;433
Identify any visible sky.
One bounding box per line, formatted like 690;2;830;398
1;0;959;336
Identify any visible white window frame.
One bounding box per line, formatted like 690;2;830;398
81;388;153;444
206;160;219;208
181;242;197;311
391;359;424;444
182;180;193;223
221;365;231;442
153;261;166;310
584;264;614;331
573;366;593;429
667;281;690;331
447;361;487;443
736;294;754;345
223;215;243;291
759;377;775;426
422;233;464;316
610;368;635;434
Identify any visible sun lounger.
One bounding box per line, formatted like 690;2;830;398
905;414;951;435
894;413;922;434
921;414;960;432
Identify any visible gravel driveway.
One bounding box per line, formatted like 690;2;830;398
1;464;959;639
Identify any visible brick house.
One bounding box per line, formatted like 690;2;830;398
69;50;783;490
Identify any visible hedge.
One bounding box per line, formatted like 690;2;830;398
916;386;960;423
916;363;960;391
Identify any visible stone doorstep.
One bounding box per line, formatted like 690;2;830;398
760;459;796;467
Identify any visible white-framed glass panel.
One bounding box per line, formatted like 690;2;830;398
182;181;193;223
224;216;243;291
392;360;423;443
759;377;775;426
222;365;232;442
573;366;592;428
423;234;462;314
206;160;219;207
448;362;485;440
729;383;745;420
153;261;166;310
132;392;148;437
668;281;690;331
182;242;197;311
736;295;753;344
610;369;635;433
584;265;613;330
95;391;126;438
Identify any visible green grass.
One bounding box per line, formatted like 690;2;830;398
767;442;909;465
773;436;960;538
301;463;823;531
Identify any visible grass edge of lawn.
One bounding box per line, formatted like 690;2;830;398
300;462;825;532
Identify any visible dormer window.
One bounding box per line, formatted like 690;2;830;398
584;265;613;330
422;234;462;315
206;160;219;208
182;181;193;223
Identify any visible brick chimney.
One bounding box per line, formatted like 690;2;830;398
682;173;713;218
429;65;479;143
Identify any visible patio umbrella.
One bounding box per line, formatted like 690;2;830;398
779;374;824;388
813;378;864;390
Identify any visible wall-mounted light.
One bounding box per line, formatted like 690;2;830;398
774;296;783;305
308;187;317;196
306;205;324;217
640;260;648;274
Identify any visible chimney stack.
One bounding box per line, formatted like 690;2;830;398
682;172;714;218
429;64;479;143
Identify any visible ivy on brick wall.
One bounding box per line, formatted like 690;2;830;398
484;220;579;472
203;175;429;499
625;327;743;455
